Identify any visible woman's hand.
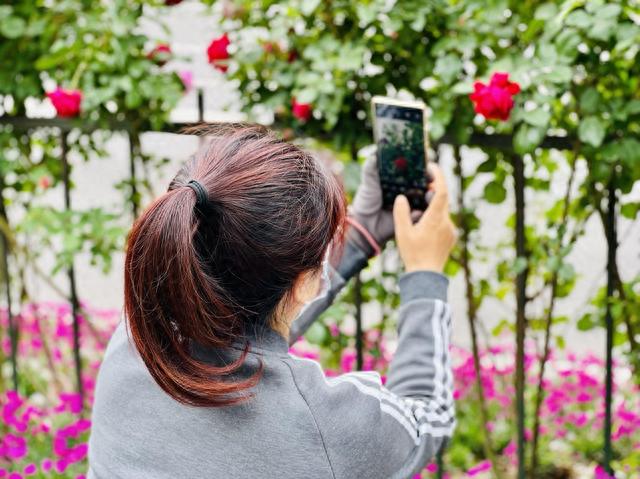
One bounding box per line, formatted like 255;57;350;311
349;153;421;256
393;164;456;273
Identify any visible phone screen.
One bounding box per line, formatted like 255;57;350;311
374;102;428;210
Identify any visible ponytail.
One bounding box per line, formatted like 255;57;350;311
124;187;261;407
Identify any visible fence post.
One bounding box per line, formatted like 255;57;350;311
0;175;17;390
603;173;617;475
512;153;527;479
128;132;140;219
354;273;364;370
60;130;84;408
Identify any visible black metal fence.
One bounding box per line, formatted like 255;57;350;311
0;89;620;478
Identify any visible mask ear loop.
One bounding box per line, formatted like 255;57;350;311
318;244;333;298
295;245;334;322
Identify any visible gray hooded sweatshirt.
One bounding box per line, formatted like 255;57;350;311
87;240;455;479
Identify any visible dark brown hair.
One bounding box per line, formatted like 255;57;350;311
124;123;345;407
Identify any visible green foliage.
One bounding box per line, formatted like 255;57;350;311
0;0;185;300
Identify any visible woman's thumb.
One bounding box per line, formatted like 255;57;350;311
393;195;412;239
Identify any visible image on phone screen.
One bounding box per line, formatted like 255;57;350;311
374;102;428;210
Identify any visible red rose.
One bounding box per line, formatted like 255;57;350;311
292;98;312;121
207;33;230;72
46;88;82;118
469;72;520;121
287;49;298;63
393;156;408;170
165;0;182;5
147;44;172;66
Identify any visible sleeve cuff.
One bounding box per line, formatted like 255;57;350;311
399;270;449;303
335;239;369;280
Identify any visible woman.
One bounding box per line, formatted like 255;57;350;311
88;123;457;479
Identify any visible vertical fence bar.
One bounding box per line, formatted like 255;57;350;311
128;132;140;219
354;273;364;370
513;153;527;479
603;174;616;475
349;141;364;371
60;130;84;407
436;443;444;479
0;175;17;390
197;88;204;123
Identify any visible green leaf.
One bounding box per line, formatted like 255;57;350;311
0;15;26;38
545;65;573;83
624;100;640;117
579;88;601;114
450;81;474;95
513;256;528;274
514;124;545;154
565;10;591;29
483;180;507;204
621;203;640;219
477;157;497;173
535;3;558;20
295;88;318;104
304;322;326;345
601;139;640;167
523;108;551;128
300;0;321;16
598;4;621;18
578;116;606;147
588;18;616;41
434;54;462;84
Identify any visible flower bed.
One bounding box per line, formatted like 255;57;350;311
1;303;638;478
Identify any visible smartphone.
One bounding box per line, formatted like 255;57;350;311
371;96;429;210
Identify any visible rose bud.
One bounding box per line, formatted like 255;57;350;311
46;88;82;118
147;44;172;66
291;98;312;122
207;33;230;73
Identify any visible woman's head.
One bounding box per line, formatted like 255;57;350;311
124;123;346;407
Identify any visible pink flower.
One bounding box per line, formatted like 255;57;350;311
2;434;27;460
38;176;52;190
207;34;230;72
178;70;193;92
53;419;91;463
23;464;36;476
46;88;82;118
55;392;83;415
594;465;615;479
55;459;68;474
469;72;520;121
41;459;52;472
467;460;492;476
576;391;592;403
340;350;356;373
292;98;312;121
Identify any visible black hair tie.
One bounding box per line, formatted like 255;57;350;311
186;179;209;209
